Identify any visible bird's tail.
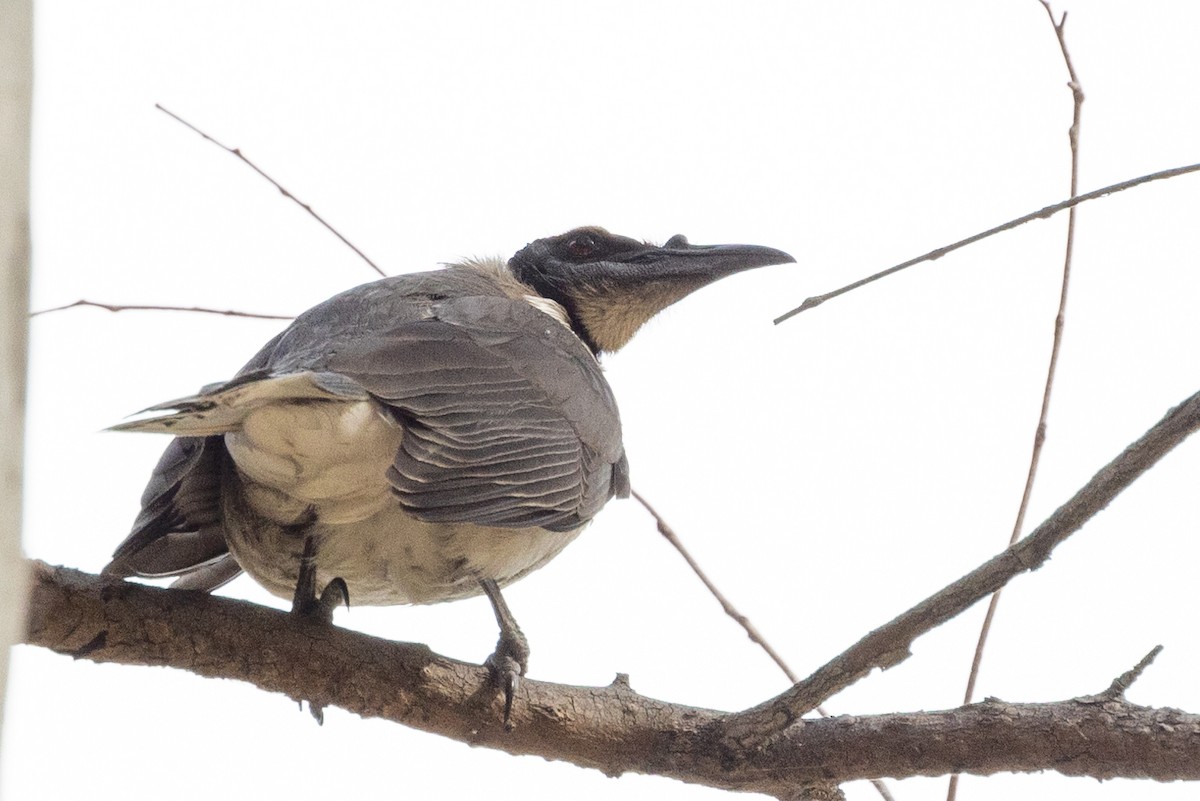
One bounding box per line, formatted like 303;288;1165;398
108;370;369;436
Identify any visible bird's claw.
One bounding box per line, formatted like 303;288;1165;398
485;628;529;731
317;577;351;620
300;699;326;725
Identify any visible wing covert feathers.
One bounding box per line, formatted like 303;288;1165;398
328;295;624;531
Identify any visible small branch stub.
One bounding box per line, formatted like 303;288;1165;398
1097;645;1164;701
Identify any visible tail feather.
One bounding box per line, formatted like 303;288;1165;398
108;371;370;435
106;528;229;578
171;555;243;592
105;370;370;592
103;436;234;591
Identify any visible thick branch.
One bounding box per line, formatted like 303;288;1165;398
23;562;1200;792
756;695;1200;782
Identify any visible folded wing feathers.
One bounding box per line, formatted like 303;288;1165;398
329;300;624;530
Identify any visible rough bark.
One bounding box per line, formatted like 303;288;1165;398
23;562;1200;797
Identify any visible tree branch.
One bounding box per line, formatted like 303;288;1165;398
719;388;1200;743
155;103;387;279
633;488;801;684
772;161;1200;324
30;298;294;320
23;561;1200;792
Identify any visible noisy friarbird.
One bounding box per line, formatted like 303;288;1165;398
104;227;793;725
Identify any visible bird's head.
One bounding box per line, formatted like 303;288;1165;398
508;227;794;354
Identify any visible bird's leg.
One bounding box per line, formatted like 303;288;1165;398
478;577;529;731
290;534;349;724
291;535;350;624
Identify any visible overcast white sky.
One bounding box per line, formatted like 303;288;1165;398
7;2;1200;800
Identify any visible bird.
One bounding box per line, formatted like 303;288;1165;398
103;226;793;725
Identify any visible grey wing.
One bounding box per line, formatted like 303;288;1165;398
327;295;629;532
103;435;241;591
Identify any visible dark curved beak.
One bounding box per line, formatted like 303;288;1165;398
607;234;793;288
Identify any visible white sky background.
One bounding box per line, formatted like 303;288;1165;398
7;2;1200;799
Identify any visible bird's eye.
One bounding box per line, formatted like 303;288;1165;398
566;234;598;259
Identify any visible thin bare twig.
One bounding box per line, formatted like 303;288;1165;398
632;489;800;683
30;299;294;320
632;489;897;801
948;9;1085;801
949;10;1083;795
155;103;387;278
772;161;1200;324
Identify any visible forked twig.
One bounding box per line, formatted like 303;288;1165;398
34;104;390;322
155;103;387;278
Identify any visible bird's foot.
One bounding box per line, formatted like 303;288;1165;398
484;624;530;731
290;536;350;724
293;575;350;625
478;578;529;730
